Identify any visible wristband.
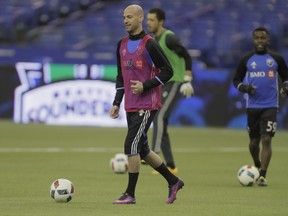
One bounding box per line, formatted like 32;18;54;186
184;75;192;82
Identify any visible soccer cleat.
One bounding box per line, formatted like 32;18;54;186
112;193;136;204
141;160;148;165
168;167;178;175
152;167;178;175
257;176;268;186
151;169;159;175
166;178;184;204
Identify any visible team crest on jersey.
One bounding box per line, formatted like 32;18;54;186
251;61;257;69
136;45;144;55
135;59;143;69
123;59;133;67
268;69;275;78
266;58;274;67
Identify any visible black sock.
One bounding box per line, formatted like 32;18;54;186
260;170;266;178
125;172;139;197
155;163;178;185
254;161;261;169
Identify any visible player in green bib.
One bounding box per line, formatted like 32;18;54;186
147;8;194;174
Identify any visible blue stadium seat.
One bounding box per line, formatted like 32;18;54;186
1;0;288;67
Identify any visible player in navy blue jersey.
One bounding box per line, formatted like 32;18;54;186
109;4;184;204
233;26;288;186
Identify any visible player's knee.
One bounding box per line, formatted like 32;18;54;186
139;148;150;160
261;135;272;146
250;137;260;146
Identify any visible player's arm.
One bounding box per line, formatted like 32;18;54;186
111;40;124;117
166;33;192;73
233;53;256;94
166;33;194;97
142;39;173;91
271;52;288;96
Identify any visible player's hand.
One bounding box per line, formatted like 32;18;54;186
180;82;194;98
280;82;288;98
130;80;143;94
280;86;288;97
109;105;119;119
239;84;256;94
180;75;194;98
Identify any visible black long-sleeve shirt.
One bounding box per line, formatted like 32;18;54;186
155;33;192;71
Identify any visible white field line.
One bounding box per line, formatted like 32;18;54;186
0;147;288;153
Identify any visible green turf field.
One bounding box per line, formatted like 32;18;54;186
0;120;287;216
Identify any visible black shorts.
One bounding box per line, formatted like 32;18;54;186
124;110;157;159
246;108;278;138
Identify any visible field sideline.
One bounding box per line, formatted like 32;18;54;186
0;120;287;216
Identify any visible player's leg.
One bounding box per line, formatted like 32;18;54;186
143;150;179;188
124;111;155;195
142;150;184;204
143;150;163;168
160;82;181;169
152;82;181;169
113;110;154;204
249;137;261;168
259;134;272;176
247;108;261;169
151;110;161;153
144;150;178;183
258;108;277;186
140;110;184;204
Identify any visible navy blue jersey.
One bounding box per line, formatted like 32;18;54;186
233;50;288;108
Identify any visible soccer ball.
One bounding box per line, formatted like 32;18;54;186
110;153;129;174
50;178;75;202
237;165;260;186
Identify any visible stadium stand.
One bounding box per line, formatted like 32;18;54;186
0;0;288;67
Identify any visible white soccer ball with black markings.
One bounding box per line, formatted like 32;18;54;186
237;165;260;186
110;153;128;174
50;178;75;202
